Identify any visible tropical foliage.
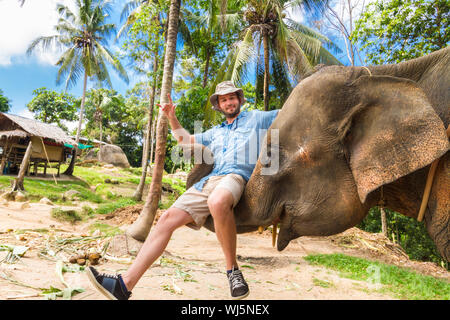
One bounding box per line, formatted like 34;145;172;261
0;89;11;113
26;87;78;132
352;0;449;64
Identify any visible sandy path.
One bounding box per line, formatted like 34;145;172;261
0;202;448;300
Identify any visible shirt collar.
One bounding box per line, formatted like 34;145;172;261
220;110;247;128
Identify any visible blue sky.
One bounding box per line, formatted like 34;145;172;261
0;0;133;122
0;0;357;130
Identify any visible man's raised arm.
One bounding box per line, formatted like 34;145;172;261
157;93;195;145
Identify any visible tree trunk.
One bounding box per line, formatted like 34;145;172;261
12;140;32;191
99;119;103;142
380;207;388;237
0;140;11;175
127;0;181;241
263;32;270;111
64;71;88;176
133;52;159;201
202;48;211;88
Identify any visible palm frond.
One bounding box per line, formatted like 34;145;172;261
94;40;129;84
26;35;62;56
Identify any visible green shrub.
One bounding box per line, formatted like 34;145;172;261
51;208;82;223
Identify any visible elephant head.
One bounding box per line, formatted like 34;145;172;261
240;68;449;251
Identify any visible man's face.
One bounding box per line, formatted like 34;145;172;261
217;92;241;118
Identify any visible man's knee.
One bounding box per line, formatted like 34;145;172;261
207;191;233;217
156;208;188;232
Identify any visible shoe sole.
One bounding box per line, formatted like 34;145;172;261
86;267;117;300
231;290;250;300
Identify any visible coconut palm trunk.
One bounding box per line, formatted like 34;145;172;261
262;31;270;111
64;71;88;176
127;0;180;241
133;51;159;201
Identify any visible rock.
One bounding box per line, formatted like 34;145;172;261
15;191;28;202
39;197;54;206
104;178;112;183
20;201;30;209
103;164;114;169
0;199;8;206
111;179;119;185
63;190;81;200
98;144;130;168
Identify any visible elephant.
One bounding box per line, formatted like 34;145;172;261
187;47;450;261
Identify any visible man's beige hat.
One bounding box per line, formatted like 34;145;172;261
210;81;246;110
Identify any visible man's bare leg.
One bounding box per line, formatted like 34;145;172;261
121;207;194;291
207;188;238;270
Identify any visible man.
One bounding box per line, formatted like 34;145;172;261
86;81;280;300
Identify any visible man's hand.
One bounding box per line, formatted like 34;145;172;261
157;93;176;119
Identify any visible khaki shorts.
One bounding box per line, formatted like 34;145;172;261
171;173;246;230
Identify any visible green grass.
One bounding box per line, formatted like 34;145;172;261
51;208;83;223
312;278;335;288
304;253;450;300
0;176;103;204
88;222;122;237
95;197;138;215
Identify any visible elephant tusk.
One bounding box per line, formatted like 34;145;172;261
258;226;264;234
272;223;277;247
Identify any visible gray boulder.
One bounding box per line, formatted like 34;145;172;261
98;144;130;168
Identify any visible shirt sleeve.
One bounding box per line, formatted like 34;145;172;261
193;127;214;147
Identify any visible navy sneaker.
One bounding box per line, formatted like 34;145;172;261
227;268;249;300
86;266;132;300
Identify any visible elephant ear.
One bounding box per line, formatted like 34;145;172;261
342;75;449;203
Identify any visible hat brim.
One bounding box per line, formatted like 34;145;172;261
210;88;246;110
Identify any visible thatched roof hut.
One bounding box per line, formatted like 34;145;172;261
0;113;76;145
0;112;76;176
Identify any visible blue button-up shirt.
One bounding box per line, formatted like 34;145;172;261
193;109;280;191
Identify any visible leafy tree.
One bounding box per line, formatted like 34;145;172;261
82;88;146;167
27;0;129;175
0;89;11;113
83;88;122;142
209;0;341;118
26;88;78;132
352;0;449;64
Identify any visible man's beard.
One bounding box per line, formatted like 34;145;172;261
219;104;241;118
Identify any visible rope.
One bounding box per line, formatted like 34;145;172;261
362;66;372;77
40;137;57;185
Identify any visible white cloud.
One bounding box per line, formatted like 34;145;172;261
0;0;73;66
17;108;35;119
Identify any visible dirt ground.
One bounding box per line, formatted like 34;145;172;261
0;199;448;301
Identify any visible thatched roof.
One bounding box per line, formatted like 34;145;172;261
0;112;76;145
0;129;28;139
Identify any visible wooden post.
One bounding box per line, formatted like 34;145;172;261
0;140;11;175
12;140;32;191
44;162;47;176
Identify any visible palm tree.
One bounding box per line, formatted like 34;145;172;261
27;0;129;175
85;88;121;142
206;0;341;117
183;0;243;88
126;0;181;241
